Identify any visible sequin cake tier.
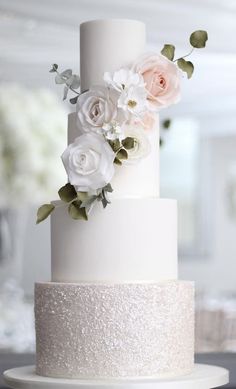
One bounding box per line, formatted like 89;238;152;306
34;19;195;380
35;282;194;378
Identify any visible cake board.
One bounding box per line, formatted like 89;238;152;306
3;364;229;389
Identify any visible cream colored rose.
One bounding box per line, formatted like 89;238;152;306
61;133;115;192
76;86;117;133
122;124;151;164
133;53;181;110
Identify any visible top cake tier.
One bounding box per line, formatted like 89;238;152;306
80;19;146;92
75;20;160;198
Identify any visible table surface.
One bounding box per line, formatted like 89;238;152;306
0;353;235;388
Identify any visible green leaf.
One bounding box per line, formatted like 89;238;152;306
68;200;88;220
77;192;89;202
80;195;98;208
49;64;58;73
36;204;55;224
177;58;194;79
161;44;175;61
63;86;69;100
122;137;135;150
58;183;77;202
103;183;113;193
70;95;79;104
162;119;171;129
109;139;121;152
190;30;208;48
114;157;122;165
117;148;128;160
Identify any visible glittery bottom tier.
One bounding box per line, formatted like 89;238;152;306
35;281;194;379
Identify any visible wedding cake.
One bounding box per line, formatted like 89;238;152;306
35;19;194;379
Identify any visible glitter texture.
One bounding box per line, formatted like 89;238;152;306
35;281;194;379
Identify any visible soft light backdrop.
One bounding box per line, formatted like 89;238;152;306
0;0;236;295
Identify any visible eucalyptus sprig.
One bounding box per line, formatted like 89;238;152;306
109;137;135;165
161;30;208;79
49;64;81;103
36;182;114;223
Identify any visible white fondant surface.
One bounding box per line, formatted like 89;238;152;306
80;19;146;92
34;281;194;379
51;198;177;283
67;113;160;198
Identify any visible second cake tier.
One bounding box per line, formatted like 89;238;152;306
51;198;177;282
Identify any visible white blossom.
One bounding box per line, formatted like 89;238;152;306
117;85;148;118
102;121;125;141
104;68;144;92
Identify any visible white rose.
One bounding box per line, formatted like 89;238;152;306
122;124;151;164
61;133;115;192
76;86;117;133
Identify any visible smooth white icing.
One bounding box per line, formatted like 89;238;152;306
80;19;146;92
51;198;177;283
67;112;159;198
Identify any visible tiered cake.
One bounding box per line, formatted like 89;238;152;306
35;19;194;379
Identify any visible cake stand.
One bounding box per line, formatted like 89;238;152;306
3;364;229;389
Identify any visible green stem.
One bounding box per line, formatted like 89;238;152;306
174;47;194;62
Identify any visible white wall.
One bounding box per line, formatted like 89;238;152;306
180;135;236;293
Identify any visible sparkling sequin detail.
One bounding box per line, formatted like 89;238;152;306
35;281;194;379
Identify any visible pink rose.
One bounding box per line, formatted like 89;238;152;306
133;53;181;110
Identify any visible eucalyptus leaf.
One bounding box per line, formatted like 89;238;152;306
55;74;66;84
36;204;55;224
122;137;135;150
114;157;122;165
68;200;88;220
49;64;58;73
161;44;175;61
70;96;79;104
58;183;77;202
117;148;128;160
162;119;171;129
66;75;80;89
103;183;113;193
109;139;121;152
77;192;89;202
55;69;73;84
102;197;109;208
190;30;208;48
101;190;110;209
177;58;194;79
80;195;98;208
63;86;69;100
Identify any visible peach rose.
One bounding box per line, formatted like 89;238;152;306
133;53;181;110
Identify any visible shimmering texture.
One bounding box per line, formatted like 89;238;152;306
35;281;194;379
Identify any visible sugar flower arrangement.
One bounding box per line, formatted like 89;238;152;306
37;30;208;223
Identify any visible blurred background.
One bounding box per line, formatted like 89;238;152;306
0;0;236;380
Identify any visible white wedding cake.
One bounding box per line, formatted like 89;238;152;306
35;19;194;379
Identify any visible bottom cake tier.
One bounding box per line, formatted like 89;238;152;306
35;281;194;379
